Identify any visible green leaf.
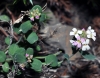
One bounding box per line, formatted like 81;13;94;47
13;27;20;34
23;0;26;5
63;54;70;63
32;5;42;13
31;58;42;72
27;32;38;44
39;14;47;22
0;15;10;22
5;36;10;45
15;48;25;55
29;0;33;5
80;51;96;60
2;62;9;72
20;21;32;33
45;55;58;67
64;54;69;60
8;44;19;56
36;45;41;51
26;48;34;55
0;51;6;62
13;53;26;63
13;0;17;4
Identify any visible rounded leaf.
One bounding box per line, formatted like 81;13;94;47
45;55;58;67
15;48;25;55
20;21;32;33
27;32;38;44
39;14;47;22
13;53;26;63
31;5;42;13
0;51;6;62
63;54;69;60
31;58;42;72
8;44;19;56
5;36;10;45
36;45;41;51
13;27;20;34
0;15;10;22
26;48;34;55
2;62;9;72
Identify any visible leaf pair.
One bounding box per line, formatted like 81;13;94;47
31;54;58;72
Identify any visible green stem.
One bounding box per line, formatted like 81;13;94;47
54;51;62;56
34;51;62;59
6;58;12;62
34;56;45;59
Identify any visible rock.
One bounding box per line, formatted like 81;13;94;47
40;9;81;60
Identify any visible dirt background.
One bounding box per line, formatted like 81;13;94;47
0;0;100;78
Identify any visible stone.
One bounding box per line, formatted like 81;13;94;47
40;9;81;60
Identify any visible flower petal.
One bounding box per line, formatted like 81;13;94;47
92;36;96;41
76;35;80;40
30;17;34;21
82;41;86;44
77;43;81;48
70;32;74;35
86;39;90;44
87;34;91;38
82;46;86;51
75;34;79;38
35;15;39;19
86;30;91;34
78;30;82;34
73;41;77;45
91;29;94;32
88;26;91;30
72;28;77;32
92;32;96;36
70;40;74;43
86;45;90;50
81;38;85;42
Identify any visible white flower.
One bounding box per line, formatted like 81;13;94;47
82;39;90;51
70;28;82;38
86;26;96;41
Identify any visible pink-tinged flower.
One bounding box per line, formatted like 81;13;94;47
35;15;39;19
30;17;34;21
19;64;25;70
70;40;81;48
26;54;29;57
82;28;85;31
82;39;90;51
70;36;85;48
76;36;85;47
70;40;77;45
86;26;96;41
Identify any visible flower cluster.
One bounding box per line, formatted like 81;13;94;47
29;8;41;21
19;63;26;70
70;26;96;51
19;54;33;70
26;53;33;62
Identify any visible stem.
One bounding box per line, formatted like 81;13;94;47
34;51;62;59
34;56;45;59
16;35;23;44
54;51;62;56
6;58;12;62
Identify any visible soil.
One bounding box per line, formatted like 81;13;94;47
0;0;100;78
